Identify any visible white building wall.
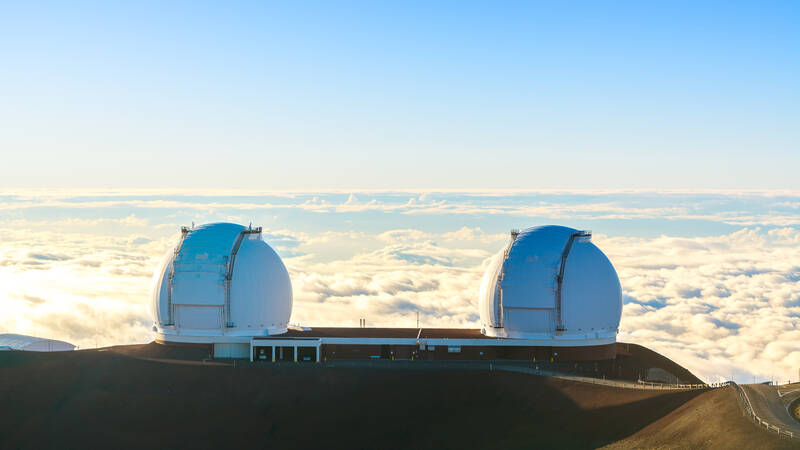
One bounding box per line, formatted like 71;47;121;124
214;343;250;359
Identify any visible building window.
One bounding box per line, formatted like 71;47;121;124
448;346;461;353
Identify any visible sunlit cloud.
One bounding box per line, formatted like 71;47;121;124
1;190;799;383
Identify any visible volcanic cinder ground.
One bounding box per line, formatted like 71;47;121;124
1;343;796;449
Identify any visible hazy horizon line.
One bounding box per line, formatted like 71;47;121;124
4;187;800;197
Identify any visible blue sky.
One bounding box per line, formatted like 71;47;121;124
1;1;798;188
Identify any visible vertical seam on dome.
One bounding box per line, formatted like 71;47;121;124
224;226;263;328
494;231;518;329
555;230;591;334
166;226;190;326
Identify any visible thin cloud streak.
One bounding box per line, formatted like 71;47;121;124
3;191;800;227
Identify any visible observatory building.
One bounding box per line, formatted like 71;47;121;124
151;222;292;357
151;223;622;361
479;225;622;344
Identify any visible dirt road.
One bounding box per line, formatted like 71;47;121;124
742;384;800;437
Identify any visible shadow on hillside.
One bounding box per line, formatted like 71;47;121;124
0;350;702;449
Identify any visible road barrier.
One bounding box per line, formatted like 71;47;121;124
288;359;718;391
734;382;798;440
636;380;716;390
493;364;716;391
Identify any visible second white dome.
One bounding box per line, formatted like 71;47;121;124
479;225;622;342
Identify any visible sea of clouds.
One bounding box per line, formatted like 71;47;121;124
1;189;799;383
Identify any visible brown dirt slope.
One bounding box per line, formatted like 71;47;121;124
0;348;703;450
614;343;704;385
474;341;705;385
603;386;798;449
108;341;212;360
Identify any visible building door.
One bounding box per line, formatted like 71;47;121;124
298;347;316;362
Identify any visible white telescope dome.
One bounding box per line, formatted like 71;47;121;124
479;225;622;344
151;222;292;343
0;334;75;352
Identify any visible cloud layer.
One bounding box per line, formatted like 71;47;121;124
1;190;799;383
